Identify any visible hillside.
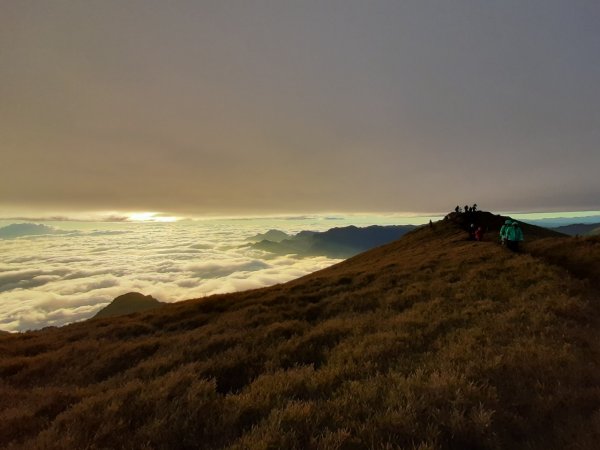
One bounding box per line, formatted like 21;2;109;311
0;212;599;449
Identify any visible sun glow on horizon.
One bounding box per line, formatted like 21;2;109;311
126;212;179;223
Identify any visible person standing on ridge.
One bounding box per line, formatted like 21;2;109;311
514;221;524;247
499;219;511;245
505;221;524;251
475;226;484;241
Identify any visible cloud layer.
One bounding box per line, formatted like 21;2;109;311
0;220;343;332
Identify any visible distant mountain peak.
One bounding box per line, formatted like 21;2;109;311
0;222;67;239
246;229;290;243
93;292;163;319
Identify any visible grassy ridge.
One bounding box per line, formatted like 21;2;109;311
1;215;599;449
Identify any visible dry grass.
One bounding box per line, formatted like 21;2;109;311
0;213;599;449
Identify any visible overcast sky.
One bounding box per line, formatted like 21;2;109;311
1;1;599;216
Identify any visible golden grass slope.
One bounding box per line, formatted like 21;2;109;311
0;213;599;449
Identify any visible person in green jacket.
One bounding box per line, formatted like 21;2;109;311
499;219;512;245
505;221;524;251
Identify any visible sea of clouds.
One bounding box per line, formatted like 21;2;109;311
5;209;588;332
0;218;357;332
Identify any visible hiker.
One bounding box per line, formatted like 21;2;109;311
474;226;483;241
499;219;512;245
505;221;524;251
515;221;524;246
468;223;476;240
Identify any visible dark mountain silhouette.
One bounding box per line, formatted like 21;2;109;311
551;222;600;236
251;224;417;258
1;211;598;449
0;223;67;239
93;292;163;319
245;229;290;243
526;215;600;228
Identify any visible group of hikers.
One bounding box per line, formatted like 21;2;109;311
455;204;477;214
500;219;524;251
468;223;485;241
449;205;525;251
467;219;524;251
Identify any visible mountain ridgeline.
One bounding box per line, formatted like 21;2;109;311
0;223;67;239
1;211;599;449
248;224;417;258
551;222;600;236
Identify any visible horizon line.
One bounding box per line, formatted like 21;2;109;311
1;208;600;223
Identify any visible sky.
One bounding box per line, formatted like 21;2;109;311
1;1;599;217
